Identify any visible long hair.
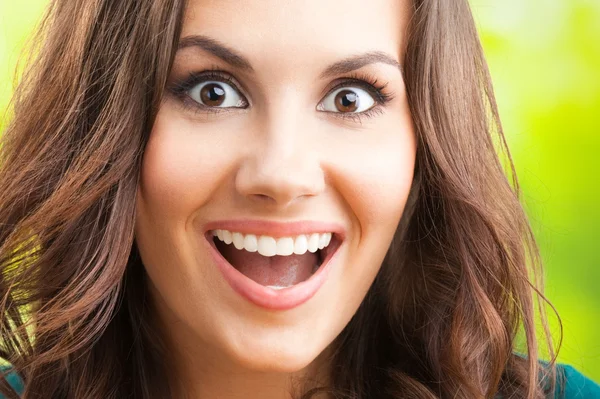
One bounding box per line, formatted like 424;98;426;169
0;0;560;398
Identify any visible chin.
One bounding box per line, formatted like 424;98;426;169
221;327;330;374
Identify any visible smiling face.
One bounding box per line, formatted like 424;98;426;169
135;0;415;385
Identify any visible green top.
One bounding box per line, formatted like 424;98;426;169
0;363;598;398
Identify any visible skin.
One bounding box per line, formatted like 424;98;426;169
134;0;415;397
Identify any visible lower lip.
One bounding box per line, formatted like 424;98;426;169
204;234;340;311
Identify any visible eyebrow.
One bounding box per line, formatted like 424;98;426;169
319;51;402;78
178;35;254;72
177;35;402;77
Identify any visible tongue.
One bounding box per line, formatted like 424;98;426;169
218;243;318;287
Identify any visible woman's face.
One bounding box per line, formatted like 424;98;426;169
135;0;415;377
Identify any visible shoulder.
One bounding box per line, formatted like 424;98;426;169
0;363;23;397
553;364;600;399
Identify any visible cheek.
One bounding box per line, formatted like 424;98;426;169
350;147;414;224
134;108;228;286
319;119;416;330
138;108;231;220
325;124;417;243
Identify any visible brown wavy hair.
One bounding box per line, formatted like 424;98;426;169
0;0;561;397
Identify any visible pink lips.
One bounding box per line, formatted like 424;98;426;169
203;220;344;311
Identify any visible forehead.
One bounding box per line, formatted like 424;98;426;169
181;0;410;68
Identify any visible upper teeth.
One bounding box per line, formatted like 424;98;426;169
211;230;332;257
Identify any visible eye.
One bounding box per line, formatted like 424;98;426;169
187;80;247;108
317;86;376;113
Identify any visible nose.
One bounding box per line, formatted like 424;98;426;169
235;109;325;208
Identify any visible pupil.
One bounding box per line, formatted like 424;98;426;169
335;90;359;112
201;84;226;106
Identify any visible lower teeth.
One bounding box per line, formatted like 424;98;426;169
267;285;289;290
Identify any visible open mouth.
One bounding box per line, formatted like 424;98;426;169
210;230;342;290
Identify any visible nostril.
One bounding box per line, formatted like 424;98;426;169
251;194;273;202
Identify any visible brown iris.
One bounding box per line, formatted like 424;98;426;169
200;83;226;106
334;89;359;112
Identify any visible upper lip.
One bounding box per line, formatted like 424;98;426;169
204;219;346;240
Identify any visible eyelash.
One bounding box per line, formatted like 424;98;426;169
167;67;395;124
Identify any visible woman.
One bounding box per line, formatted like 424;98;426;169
0;0;598;397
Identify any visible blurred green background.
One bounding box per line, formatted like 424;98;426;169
1;0;599;382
